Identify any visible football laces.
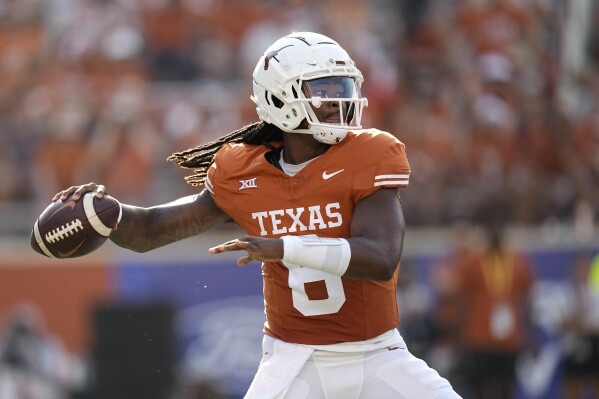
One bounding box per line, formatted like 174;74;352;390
45;219;83;243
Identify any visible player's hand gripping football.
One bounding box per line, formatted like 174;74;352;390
52;182;107;202
32;182;121;258
209;237;284;266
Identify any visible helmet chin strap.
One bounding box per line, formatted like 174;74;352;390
286;124;349;145
309;124;349;144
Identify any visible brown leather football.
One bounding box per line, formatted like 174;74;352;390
30;193;121;259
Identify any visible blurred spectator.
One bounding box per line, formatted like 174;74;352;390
454;0;538;57
238;1;319;75
53;0;143;65
32;98;92;202
466;52;520;216
431;220;486;378
141;0;197;81
570;77;599;223
396;260;438;362
82;75;165;204
471;52;517;132
560;253;599;399
0;303;82;399
445;223;536;399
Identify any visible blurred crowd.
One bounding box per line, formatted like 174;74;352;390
1;0;599;235
397;223;599;399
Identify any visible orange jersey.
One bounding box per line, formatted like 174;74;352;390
206;129;411;345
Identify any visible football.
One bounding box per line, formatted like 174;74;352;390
30;193;122;259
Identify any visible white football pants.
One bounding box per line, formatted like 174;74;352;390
245;334;461;399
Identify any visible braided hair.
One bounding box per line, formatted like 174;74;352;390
167;121;283;186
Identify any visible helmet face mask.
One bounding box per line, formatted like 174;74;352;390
251;32;368;144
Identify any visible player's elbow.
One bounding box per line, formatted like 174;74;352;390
374;260;399;281
374;242;402;281
366;250;400;281
348;239;402;281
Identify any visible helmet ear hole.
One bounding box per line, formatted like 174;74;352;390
271;95;284;109
264;91;284;109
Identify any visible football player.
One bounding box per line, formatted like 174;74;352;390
54;32;460;398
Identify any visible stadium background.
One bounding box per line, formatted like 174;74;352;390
0;0;598;398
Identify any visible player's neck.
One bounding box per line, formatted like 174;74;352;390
282;133;330;165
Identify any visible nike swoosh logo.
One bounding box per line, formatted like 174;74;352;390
322;169;344;180
58;237;86;258
48;200;76;221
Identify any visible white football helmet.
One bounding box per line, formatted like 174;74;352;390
251;32;368;144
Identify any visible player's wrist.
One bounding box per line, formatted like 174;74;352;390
281;235;351;276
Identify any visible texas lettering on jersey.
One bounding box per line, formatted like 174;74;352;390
252;202;342;236
206;129;411;345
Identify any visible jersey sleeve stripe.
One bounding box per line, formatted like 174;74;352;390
205;176;215;195
375;174;410;180
374;179;409;187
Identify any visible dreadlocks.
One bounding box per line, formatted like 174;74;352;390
167;121;283;186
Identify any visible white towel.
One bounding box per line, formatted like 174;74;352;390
245;336;314;399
